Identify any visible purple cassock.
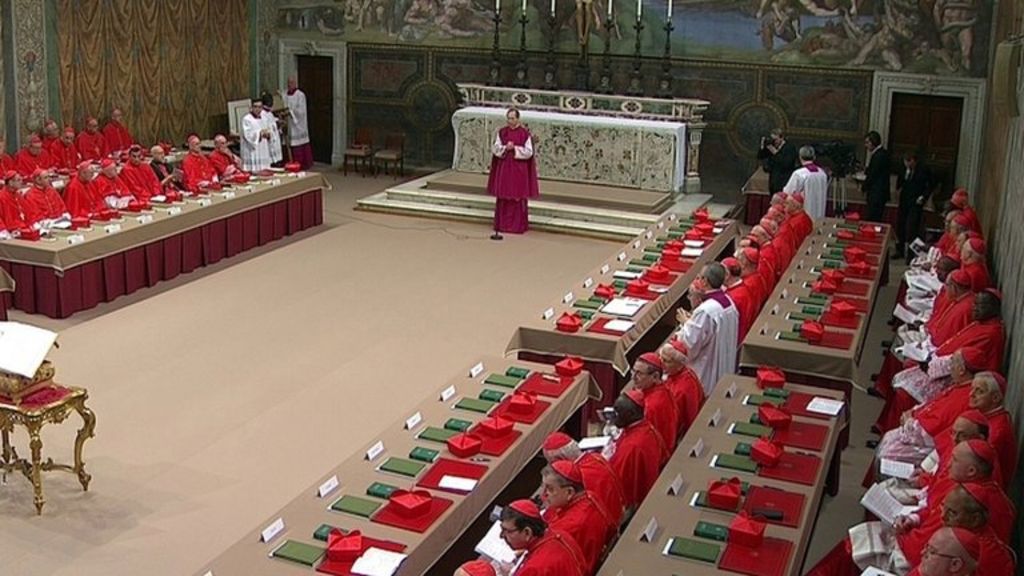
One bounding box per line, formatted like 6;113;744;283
486;125;539;234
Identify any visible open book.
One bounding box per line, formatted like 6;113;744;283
860;482;920;525
0;322;58;378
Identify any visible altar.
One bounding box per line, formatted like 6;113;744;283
454;84;709;194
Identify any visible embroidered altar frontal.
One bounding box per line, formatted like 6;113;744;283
452;106;687;193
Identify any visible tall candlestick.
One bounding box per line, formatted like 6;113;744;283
550;0;556;16
636;0;641;20
522;0;526;12
607;0;612;18
667;0;671;19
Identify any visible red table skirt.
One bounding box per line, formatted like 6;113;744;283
744;194;898;227
1;189;323;319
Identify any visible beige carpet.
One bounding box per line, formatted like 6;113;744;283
0;169;891;575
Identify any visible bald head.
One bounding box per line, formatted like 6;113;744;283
949;442;992;482
942;485;987;530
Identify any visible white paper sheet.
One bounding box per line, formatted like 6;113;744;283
683;239;704;248
612;270;642;280
806;397;844;416
438;475;478;492
681;247;703;258
900;341;933;363
860;567;898;576
880;458;915;480
351;548;408;576
578;436;611;451
0;322;58;378
860;482;919;525
475;521;517;564
603;319;636;332
892;303;920;325
601;298;646;317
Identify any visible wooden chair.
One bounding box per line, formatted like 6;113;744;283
342;128;374;176
373;133;405;178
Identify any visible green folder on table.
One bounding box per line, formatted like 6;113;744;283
778;331;806;342
665;230;683;239
715;453;759;473
505;366;530;379
642;253;659;262
745;394;784;407
379;457;426;477
802;305;824;315
732;421;773;438
613;279;628;289
331;495;382;517
665;537;721;563
486;374;521;388
410;446;440;463
821;260;842;269
828;248;844;258
573;299;603;310
644;247;663;256
717;478;752;493
479;389;506;402
445;417;473;432
734;442;752;456
367;481;399;499
455;397;495;414
576;309;595;320
314;523;346;541
271;540;325;566
629;259;652;268
788;312;818;322
418;426;457;443
694;521;730;542
763;387;790;399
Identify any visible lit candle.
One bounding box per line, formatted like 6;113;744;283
551;0;556;16
667;0;672;19
496;0;500;12
521;0;526;12
607;0;612;18
636;0;641;20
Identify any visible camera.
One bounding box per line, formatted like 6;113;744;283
811;140;857;178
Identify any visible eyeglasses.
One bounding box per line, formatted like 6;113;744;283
499;523;522;535
923;544;960;561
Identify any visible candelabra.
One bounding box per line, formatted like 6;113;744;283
488;9;503;85
595;15;615;94
657;18;674;97
514;11;529;87
543;13;559;90
626;17;644;96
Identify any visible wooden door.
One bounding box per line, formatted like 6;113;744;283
297;55;334;164
887;93;963;201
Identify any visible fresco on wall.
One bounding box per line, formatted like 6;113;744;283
277;0;990;76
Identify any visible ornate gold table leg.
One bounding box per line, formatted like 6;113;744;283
27;422;45;515
72;399;96;491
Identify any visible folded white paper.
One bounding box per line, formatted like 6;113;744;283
612;270;642;280
860;482;919;525
578;436;612;450
475;521;517;564
603;319;635;333
681;247;703;258
438;475;477;492
0;322;58;378
880;458;915;480
861;567;898;576
683;239;704;248
351;547;408;576
900;341;933;363
806;397;844;416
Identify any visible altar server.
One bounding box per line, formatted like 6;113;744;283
675;262;739;395
284;77;314;169
486;108;539;235
783;145;829;219
540;461;616;575
541;433;625;525
499;499;586;576
241;100;272;172
261;92;283;165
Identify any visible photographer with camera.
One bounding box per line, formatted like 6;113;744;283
859;130;891;222
757;128;798;194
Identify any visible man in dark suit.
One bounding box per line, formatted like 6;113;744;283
757;128;798;194
860;131;891;222
894;152;932;260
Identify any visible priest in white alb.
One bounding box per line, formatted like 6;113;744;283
283;77;313;169
783;145;829;220
674;262;739;395
241;99;272;173
261;92;284;166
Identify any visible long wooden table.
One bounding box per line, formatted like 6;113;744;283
0;173;326;318
197;356;598;576
597;374;845;576
506;216;738;417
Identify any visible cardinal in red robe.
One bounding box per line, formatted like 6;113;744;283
931;290;1004;371
606;390;669;510
93;159;133;209
19;169;68;227
76;117;108;161
0;172;28;230
118;145;161;203
925;271;975;345
39;118;59;149
14;135;54;176
209;134;245;178
738;247;769;310
0;140;14;174
181;135;218;193
486;108;539;235
499;499;586;576
958;237;990;292
631;353;678;455
541;461;617;575
949;188;981;233
785;192;814;239
48;126;81;171
101;107;135;153
723;257;757;340
63;162;106;219
660;338;705;435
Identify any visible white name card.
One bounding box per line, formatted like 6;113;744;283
542;307;555;320
725;383;738;399
781;289;789;300
103;224;122;234
469;362;485;378
770;305;780;316
583;277;594;289
440;385;457;402
365;441;385;461
600;264;610;274
260;518;285;542
668;473;685;496
807;397;844;416
708;408;723;427
689;437;705;457
632;241;641;249
645;231;653;240
317;475;340;498
617;252;627;261
562;291;574;304
657;221;665;229
640;516;659;542
66;234;85;245
196;198;212;207
668;213;677;221
203;571;214;576
167;206;183;215
405;412;423;430
136;214;154;224
220;191;236;199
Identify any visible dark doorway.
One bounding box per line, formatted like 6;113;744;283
297;55;334;164
887;93;963;203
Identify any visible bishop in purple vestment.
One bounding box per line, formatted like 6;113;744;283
487;108;539;234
